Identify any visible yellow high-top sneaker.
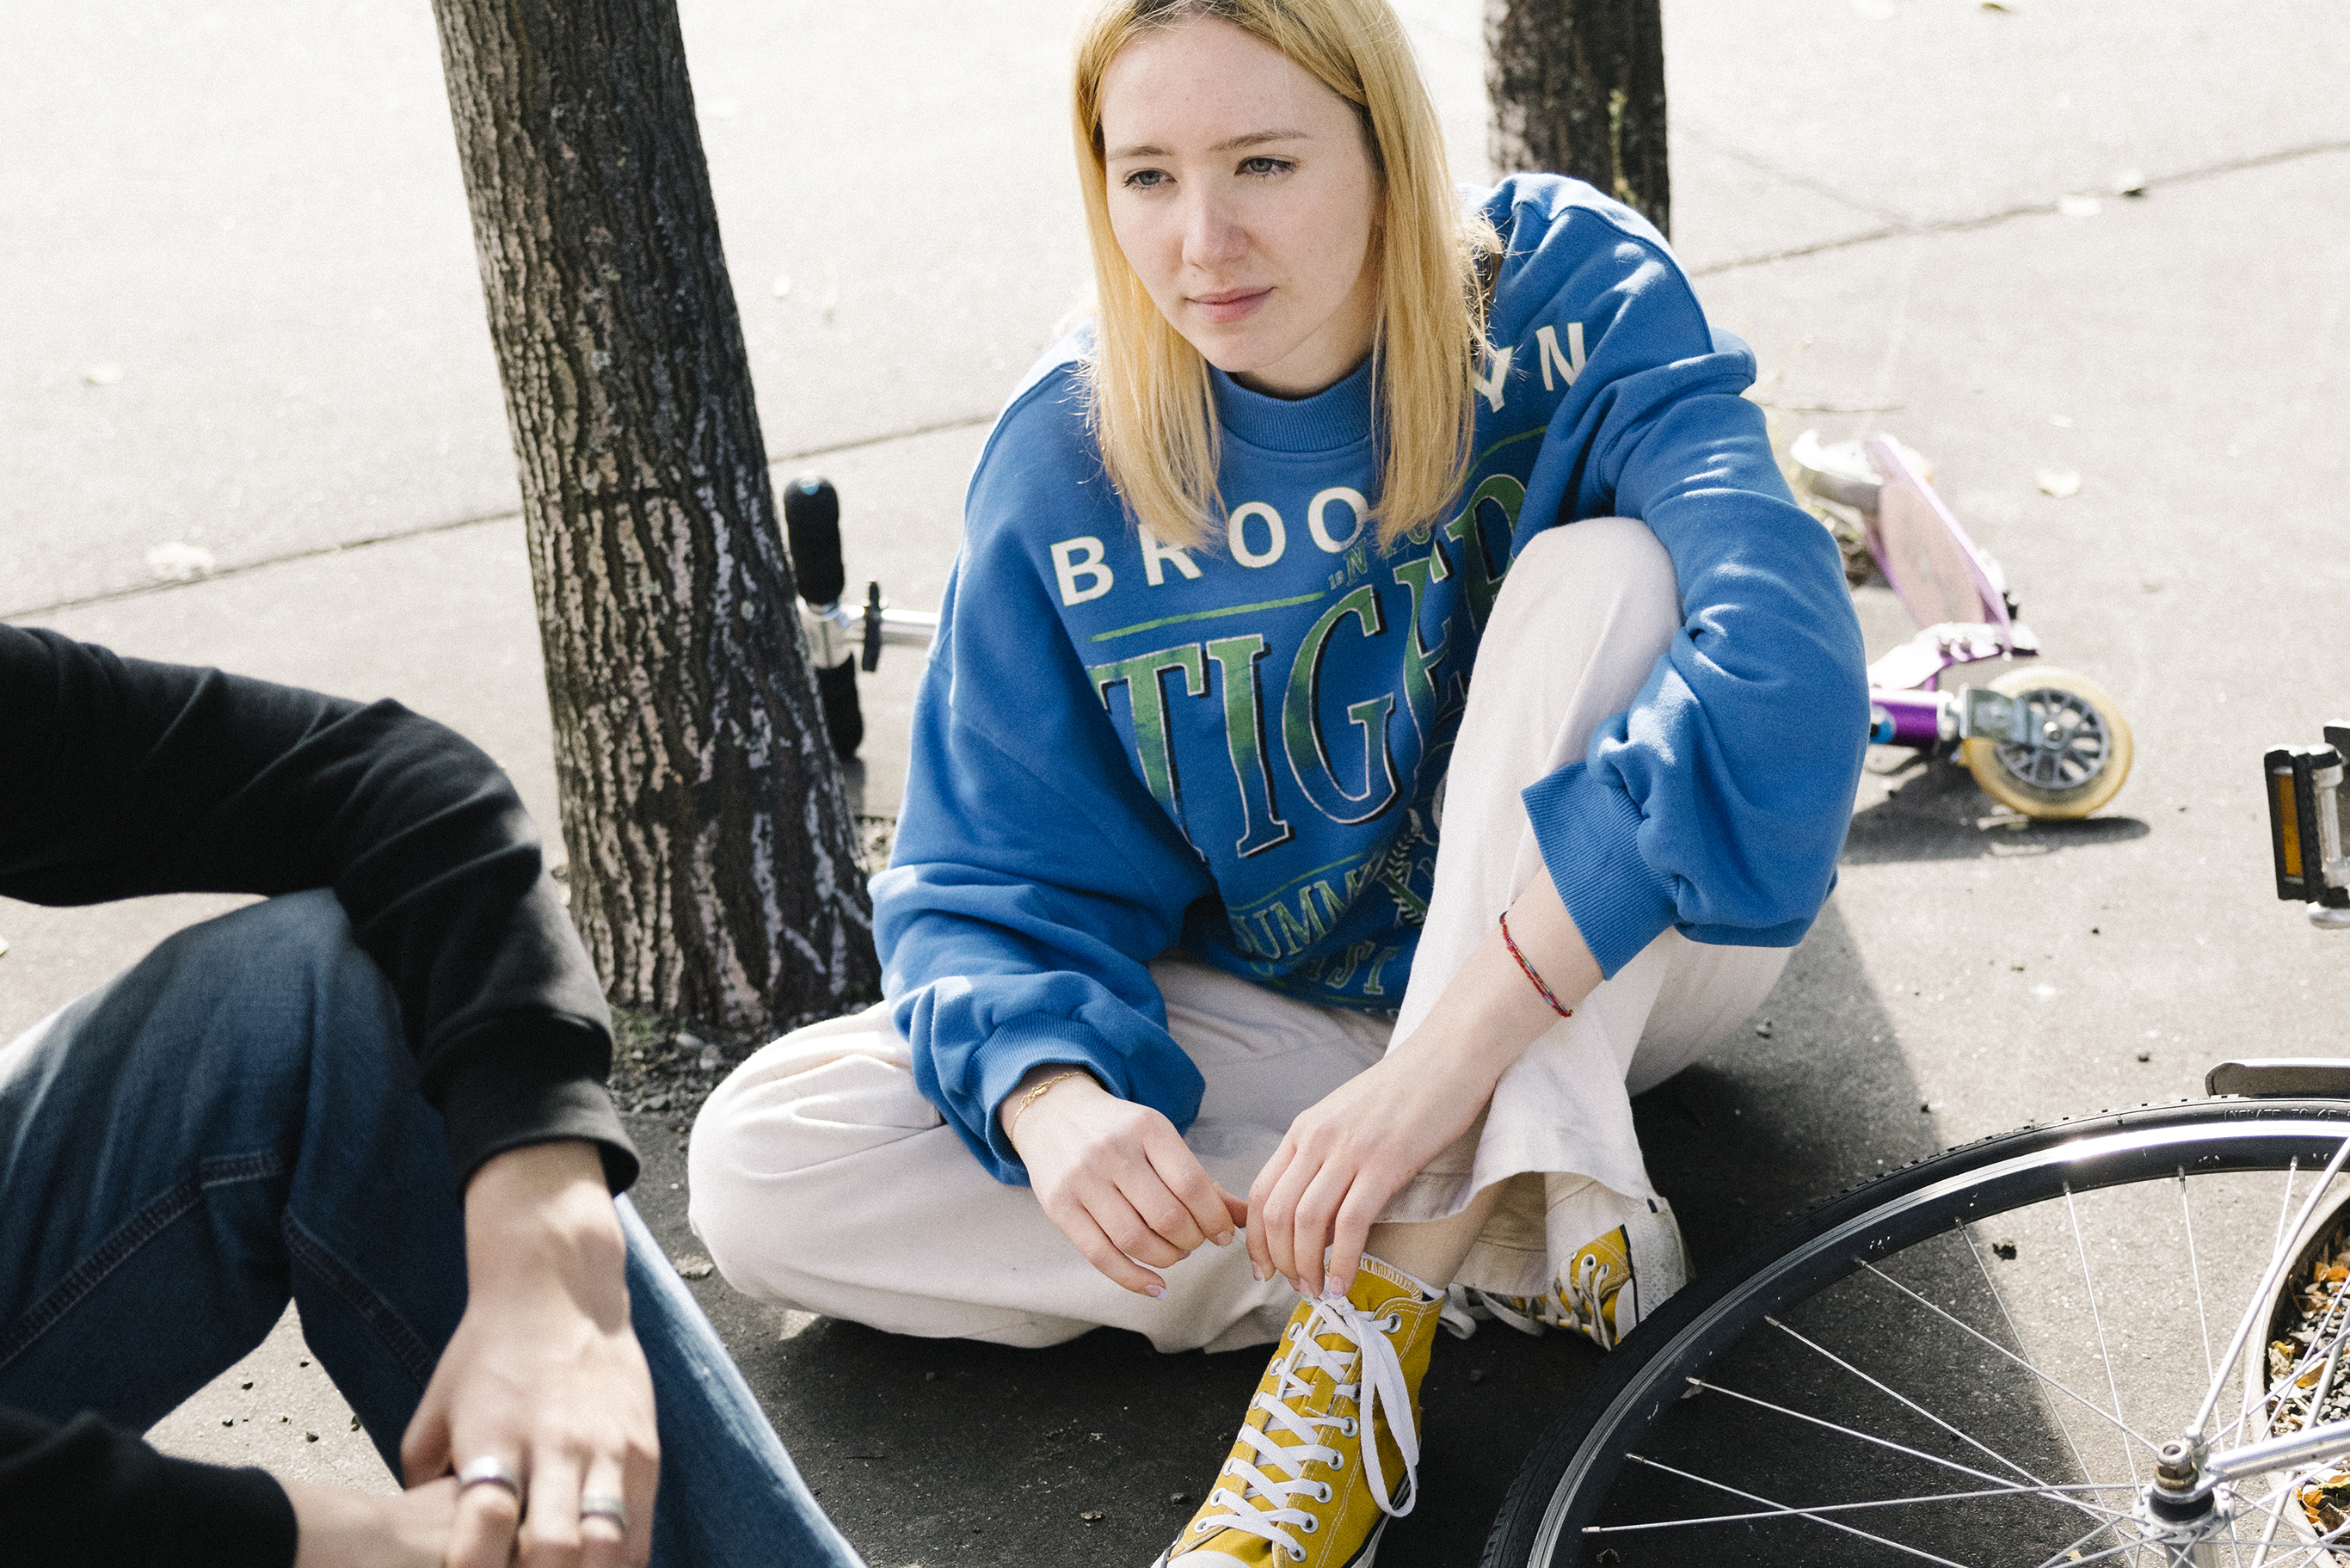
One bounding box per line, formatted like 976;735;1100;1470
1153;1257;1443;1567
1467;1198;1689;1351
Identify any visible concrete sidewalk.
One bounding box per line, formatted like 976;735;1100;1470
8;1;2349;1563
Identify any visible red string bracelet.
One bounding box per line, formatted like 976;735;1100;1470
1499;910;1574;1019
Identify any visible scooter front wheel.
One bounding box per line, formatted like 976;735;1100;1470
1963;665;2132;819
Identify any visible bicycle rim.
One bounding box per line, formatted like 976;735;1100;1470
1484;1099;2350;1567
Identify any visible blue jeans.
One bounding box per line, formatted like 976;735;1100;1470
0;890;863;1568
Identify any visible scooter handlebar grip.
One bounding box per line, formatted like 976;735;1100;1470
783;473;846;606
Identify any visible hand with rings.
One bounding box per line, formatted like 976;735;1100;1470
402;1144;659;1568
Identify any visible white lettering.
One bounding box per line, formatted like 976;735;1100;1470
1227;501;1287;569
1138;524;1203;587
1536;322;1586;391
1473;345;1514;411
1307;487;1369;553
1050;536;1114;605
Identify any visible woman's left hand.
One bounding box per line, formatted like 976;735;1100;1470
1249;873;1602;1299
1246;1036;1500;1299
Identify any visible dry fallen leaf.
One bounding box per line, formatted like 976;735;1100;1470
2036;470;2082;499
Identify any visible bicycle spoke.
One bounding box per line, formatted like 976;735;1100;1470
1750;1316;2128;1540
2180;1170;2219;1391
1858;1261;2165;1454
1960;1219;2130;1555
2068;1184;2143;1489
1582;1478;2136;1534
1617;1453;1978;1566
1685;1374;2131;1522
2200;1145;2350;1442
2035;1515;2128;1568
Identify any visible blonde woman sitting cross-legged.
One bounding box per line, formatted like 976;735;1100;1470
692;2;1866;1564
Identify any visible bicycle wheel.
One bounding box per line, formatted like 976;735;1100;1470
1482;1098;2350;1567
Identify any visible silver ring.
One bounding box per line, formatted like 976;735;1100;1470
457;1455;522;1497
578;1491;630;1531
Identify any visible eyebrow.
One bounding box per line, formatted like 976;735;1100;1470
1104;127;1312;160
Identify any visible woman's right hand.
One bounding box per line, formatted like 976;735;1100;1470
1005;1067;1248;1296
286;1477;459;1568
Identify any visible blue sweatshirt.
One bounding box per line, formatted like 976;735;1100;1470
873;175;1867;1184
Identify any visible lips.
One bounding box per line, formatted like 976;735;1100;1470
1190;287;1270;325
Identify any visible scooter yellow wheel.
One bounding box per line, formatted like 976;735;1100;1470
1961;666;2132;819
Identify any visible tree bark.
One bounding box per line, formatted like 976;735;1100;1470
430;0;877;1035
1486;0;1670;237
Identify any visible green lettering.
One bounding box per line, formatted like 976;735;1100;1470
1442;474;1524;628
1282;585;1400;826
1204;635;1294;858
1362;945;1402;997
1387;548;1455;748
1088;643;1208;841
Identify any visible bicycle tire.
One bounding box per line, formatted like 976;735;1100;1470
1480;1097;2350;1566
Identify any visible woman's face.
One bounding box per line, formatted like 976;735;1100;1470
1098;18;1381;399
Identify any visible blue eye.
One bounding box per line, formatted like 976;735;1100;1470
1123;169;1170;190
1239;157;1291;177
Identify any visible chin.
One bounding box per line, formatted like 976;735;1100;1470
1188;325;1289;380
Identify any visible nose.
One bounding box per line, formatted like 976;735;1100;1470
1180;185;1247;272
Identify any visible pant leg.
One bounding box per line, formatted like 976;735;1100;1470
0;890;462;1458
687;958;1385;1353
0;891;864;1567
1382;520;1789;1295
620;1198;866;1568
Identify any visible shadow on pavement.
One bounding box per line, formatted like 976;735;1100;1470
1842;756;2150;866
622;897;1972;1567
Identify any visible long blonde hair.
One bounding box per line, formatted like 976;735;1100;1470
1071;0;1492;551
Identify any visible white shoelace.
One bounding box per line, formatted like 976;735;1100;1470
1184;1292;1421;1563
1559;1249;1620;1349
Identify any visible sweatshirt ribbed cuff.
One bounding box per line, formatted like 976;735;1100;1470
1520;764;1681;978
977;1016;1127;1184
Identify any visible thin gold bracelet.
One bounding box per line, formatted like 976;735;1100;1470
1005;1069;1092;1140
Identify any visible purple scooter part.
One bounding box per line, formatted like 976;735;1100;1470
1793;427;2133;818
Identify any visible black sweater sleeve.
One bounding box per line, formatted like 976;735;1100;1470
0;1409;298;1568
0;624;637;1192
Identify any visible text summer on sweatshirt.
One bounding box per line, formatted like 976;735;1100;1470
872;175;1868;1183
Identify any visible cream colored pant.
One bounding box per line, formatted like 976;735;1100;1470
689;519;1789;1353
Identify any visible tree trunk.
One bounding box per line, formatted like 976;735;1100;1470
1486;0;1670;237
430;0;878;1035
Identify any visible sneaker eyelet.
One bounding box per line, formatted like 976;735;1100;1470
1341;1417;1358;1437
1289;1550;1307;1563
1332;1451;1347;1469
1317;1483;1334;1503
1195;1522;1210;1534
1301;1516;1319;1534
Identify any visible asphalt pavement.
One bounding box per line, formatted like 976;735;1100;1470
7;1;2349;1564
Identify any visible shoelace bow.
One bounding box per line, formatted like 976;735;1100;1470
1559;1251;1618;1350
1186;1293;1420;1562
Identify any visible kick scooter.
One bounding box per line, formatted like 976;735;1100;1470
1794;430;2133;820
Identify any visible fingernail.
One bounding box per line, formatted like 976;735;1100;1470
1215;1230;1235;1247
1147;1283;1166;1299
1324;1276;1340;1299
1251;1260;1267;1282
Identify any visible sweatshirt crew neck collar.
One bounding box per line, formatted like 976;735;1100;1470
1209;354;1375;454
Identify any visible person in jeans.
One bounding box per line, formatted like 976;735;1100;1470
0;624;864;1568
